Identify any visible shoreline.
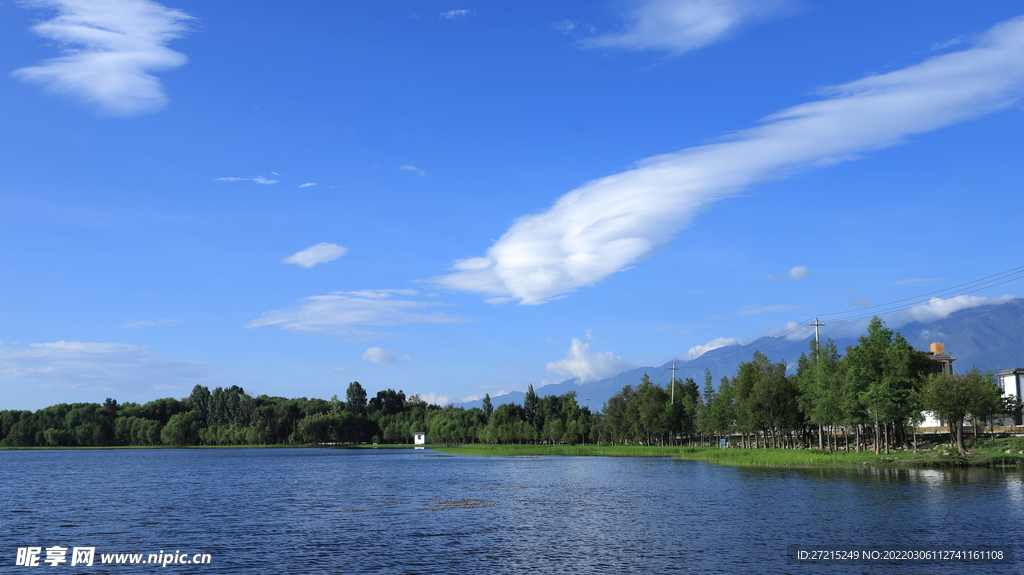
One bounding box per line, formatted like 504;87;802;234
430;444;1024;469
6;442;1024;469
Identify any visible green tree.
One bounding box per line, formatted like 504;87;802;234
161;411;202;446
482;394;493;421
345;382;368;416
919;368;1000;455
794;339;844;450
844;318;932;453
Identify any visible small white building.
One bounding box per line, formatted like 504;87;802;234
994;368;1024;426
413;431;427;445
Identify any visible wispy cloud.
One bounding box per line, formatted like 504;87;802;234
215;176;278;184
817;294;1016;340
299;183;317;188
247;289;468;335
687;336;755;360
767;266;810;281
399;165;425;177
582;0;792;55
12;0;193;116
0;341;212;391
887;295;1016;327
932;37;963;51
283;243;348;269
553;19;576;35
120;318;183;329
546;338;633;383
435;16;1024;305
738;304;800;316
361;347;412;365
847;288;871;308
893;278;942;285
439;9;472;19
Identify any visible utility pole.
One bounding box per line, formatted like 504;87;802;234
670;361;679;404
810;316;824;343
809;316;825;450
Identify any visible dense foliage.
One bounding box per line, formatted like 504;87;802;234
0;318;1012;452
0;383;596;448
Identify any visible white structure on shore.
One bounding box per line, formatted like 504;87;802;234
994;368;1024;426
413;431;427;445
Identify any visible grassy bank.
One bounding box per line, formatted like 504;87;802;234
433;441;1024;468
0;443;419;451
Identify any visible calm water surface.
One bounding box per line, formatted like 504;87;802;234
3;448;1024;574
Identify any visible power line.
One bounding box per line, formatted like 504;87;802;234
669;263;1024;373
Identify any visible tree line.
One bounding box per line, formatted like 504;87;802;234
0;381;598;448
605;317;1016;455
0;317;1015;453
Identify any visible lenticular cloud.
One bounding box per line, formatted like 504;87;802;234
435;15;1024;305
12;0;193;116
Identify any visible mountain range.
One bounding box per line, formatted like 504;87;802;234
454;298;1024;411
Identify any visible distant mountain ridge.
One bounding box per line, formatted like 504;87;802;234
454;298;1024;411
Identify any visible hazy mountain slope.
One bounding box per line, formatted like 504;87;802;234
455;298;1024;410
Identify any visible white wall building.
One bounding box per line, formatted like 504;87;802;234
994;368;1024;426
413;431;427;445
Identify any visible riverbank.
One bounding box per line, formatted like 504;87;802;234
433;442;1024;468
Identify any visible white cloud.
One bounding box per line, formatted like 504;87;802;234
246;289;468;335
0;341;213;391
435;16;1024;305
762;294;1016;342
412;392;455;406
768;266;810;281
582;0;791;54
686;336;755;360
885;295;1016;328
439;9;472;19
12;0;193;116
283;243;348;269
120;318;183;328
299;183;318;188
399;164;426;177
788;266;810;279
215;176;279;185
546;338;633;383
361;347;411;364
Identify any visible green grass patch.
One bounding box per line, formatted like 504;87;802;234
432;442;1024;468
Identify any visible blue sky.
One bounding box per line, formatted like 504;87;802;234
2;0;1023;410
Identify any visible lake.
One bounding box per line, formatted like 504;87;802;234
3;448;1022;573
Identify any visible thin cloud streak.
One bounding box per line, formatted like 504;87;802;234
436;16;1024;305
12;0;193;116
120;318;183;329
0;341;212;391
582;0;792;54
247;289;468;335
399;165;426;177
215;176;278;185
